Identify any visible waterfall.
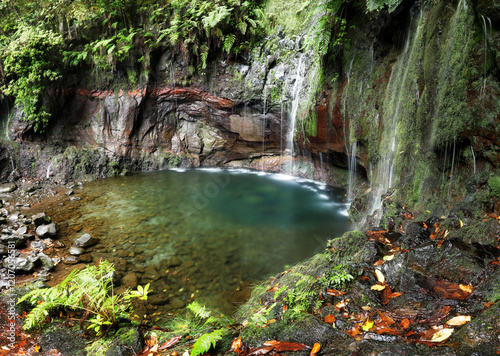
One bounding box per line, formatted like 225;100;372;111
347;141;357;201
261;86;267;171
447;137;457;201
284;54;307;175
370;6;425;221
471;146;476;174
46;163;52;179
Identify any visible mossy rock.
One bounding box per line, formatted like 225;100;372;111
85;326;143;356
446;219;500;246
328;230;377;265
40;325;88;356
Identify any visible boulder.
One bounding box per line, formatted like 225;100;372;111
122;272;139;289
74;233;98;248
3;255;35;273
32;212;52;226
36;223;57;238
0;183;17;193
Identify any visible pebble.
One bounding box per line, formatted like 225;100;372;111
0;183;18;193
36;223;57;238
170;298;185;309
69;246;85;255
62;256;79;264
122;272;139;289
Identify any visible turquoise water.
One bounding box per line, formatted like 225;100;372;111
66;168;350;313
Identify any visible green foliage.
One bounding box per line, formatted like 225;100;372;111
365;0;403;13
191;328;225;356
0;23;62;131
488;176;500;197
318;264;354;290
17;261;131;334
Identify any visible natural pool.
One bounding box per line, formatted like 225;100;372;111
61;168;350;315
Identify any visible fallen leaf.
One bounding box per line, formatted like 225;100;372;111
430;328;454;342
374;260;385;266
248;346;274;355
371;284;386;291
383;255;395;261
459;284;473;293
34;346;41;353
230;337;244;355
326;289;346;296
381;285;392;305
158;336;182;351
346;327;361;337
374;269;385;283
459;219;464;228
375;326;401;335
361;319;375;332
362;306;371;311
309;343;321;356
267;283;279;292
446;315;471;326
324;314;336;324
379;312;395;325
401;318;411;329
389;292;402;299
263;340;310;352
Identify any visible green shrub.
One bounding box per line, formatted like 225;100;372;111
488;176;500;197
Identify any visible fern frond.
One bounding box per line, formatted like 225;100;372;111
187;301;211;319
191;329;225;356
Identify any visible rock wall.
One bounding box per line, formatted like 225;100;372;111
1;0;499;217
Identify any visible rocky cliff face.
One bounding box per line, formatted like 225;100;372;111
1;0;500;217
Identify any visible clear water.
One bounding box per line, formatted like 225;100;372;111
65;168;350;314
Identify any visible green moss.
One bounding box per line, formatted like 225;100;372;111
488;176;500;197
264;0;316;35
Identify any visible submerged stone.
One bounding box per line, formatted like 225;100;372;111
32;212;52;226
0;183;17;193
36;223;57;238
74;233;98;248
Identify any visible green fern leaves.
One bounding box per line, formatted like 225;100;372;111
191;328;225;356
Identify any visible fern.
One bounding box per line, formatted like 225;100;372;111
18;261;131;332
187;301;212;319
223;34;236;54
488;176;500;197
191;328;225;356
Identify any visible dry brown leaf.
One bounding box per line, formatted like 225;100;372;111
371;284;386;291
401;318;411;329
446;315;471;326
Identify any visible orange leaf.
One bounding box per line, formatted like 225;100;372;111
230;337;244;355
34;346;41;353
379;312;395;326
267;283;280;292
373;260;385;266
375;326;402;335
401;318;411;329
389;292;402;299
326;289;346;296
324;314;336;325
346;327;361;337
263;340;310;352
309;343;321;356
158;336;182;351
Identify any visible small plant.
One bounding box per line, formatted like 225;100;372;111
18;261;131;334
184;302;232;356
488;176;500;197
318;264;355;290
